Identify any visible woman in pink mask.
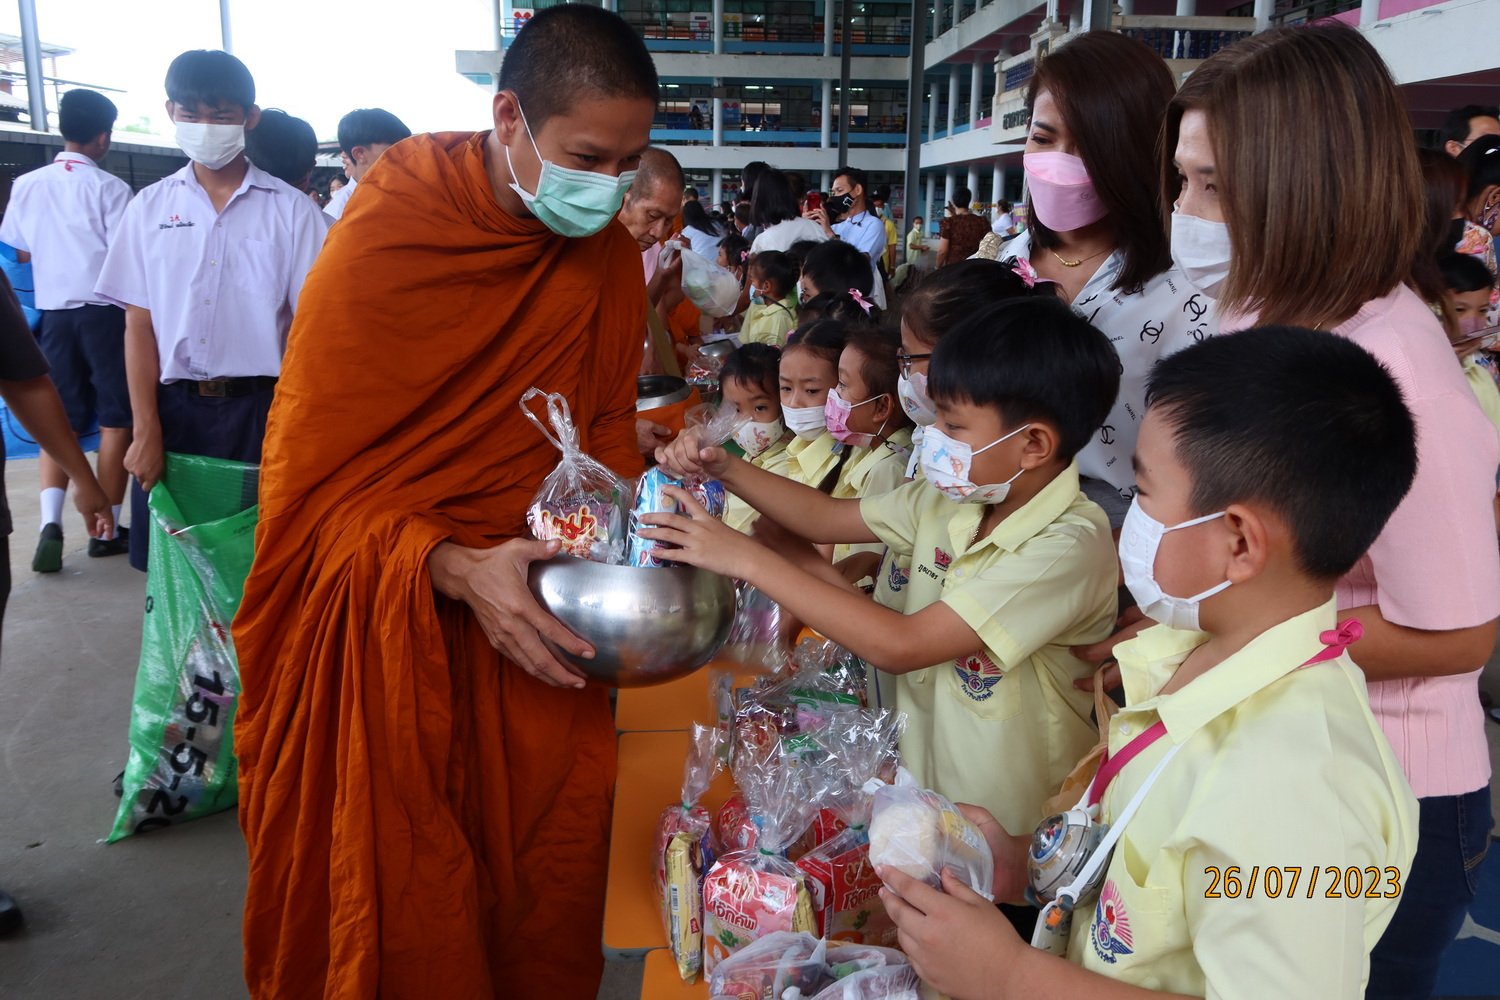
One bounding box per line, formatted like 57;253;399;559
995;32;1215;529
1161;26;1498;997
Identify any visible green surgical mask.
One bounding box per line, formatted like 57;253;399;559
504;98;636;238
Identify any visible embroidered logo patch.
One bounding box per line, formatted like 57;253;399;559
1090;880;1134;964
886;560;909;594
932;547;952;571
953;650;1002;701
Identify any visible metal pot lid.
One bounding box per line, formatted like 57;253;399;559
636;375;692;411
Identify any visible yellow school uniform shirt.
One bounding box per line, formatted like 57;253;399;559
1462;356;1500;439
784;430;843;490
739;296;798;346
832;427;913;563
724;431;794;533
1070;600;1418;998
858;462;1117;834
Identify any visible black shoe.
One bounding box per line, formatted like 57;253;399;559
0;890;22;936
88;525;129;558
31;523;62;573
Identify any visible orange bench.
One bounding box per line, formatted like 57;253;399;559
643;946;712;997
603;730;735;959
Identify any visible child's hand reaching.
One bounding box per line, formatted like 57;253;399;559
955;803;1033;905
640;485;761;580
879;867;1022;1000
654;429;733;482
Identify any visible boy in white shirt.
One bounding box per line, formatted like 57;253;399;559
94;49;326;571
0;89;132;571
323;108;411;223
879;326;1419;1000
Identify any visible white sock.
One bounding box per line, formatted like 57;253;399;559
40;487;65;530
111;504;123;540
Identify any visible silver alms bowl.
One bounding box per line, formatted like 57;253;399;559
526;555;736;688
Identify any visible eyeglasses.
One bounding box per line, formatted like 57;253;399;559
896;350;932;377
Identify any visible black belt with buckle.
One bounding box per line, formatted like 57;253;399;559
172;376;278;398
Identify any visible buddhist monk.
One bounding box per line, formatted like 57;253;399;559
231;7;657;998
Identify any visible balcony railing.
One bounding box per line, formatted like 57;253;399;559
652;113;909;134
1270;0;1360;23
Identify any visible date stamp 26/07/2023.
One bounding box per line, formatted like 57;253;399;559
1203;866;1403;900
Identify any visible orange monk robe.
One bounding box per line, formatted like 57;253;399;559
233;132;644;1000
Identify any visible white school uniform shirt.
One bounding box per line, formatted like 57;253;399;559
1003;231;1217;506
94;161;328;383
749;217;827;254
832;210;888;309
0;151;132;310
323;177;356;221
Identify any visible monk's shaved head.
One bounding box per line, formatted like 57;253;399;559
499;5;659;130
619;148;684;251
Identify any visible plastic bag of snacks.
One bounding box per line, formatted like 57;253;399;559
707;933;918;1000
674;241;744;317
626;403;743;567
719;583;790;675
729;669;864;776
655;725;724;983
702;753;822;974
521;387;631;564
796;711;906;944
791;637;870;708
866;767;995;901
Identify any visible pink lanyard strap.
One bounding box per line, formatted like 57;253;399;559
1086;618;1363;808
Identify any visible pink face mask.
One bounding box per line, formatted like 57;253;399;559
1024;151;1107;233
824;388;886;447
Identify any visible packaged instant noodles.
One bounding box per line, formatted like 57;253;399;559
654;725;723;983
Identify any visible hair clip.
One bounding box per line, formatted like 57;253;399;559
740;250;749;262
1006;256;1040;289
848;288;874;315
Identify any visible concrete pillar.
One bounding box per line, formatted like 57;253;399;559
991;161;1003;209
824;0;836;56
947;64;960;132
965;165;979;204
822;79;833;149
712;0;724;53
925;173;937;229
1253;0;1272;30
713;77;724;146
1175;0;1194;14
928;81;939;138
1359;0;1378;25
943;170;956;211
933;0;943;39
969;58;983;126
822;170;833;192
712;168;723;204
1117;0;1133;12
1068;10;1081;31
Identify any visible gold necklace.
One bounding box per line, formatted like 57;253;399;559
1048;245;1110;268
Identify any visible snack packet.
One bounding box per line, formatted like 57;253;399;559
796;712;906;944
866;767;995;902
707;931;830;1000
791;637;870;708
520;387;631;564
626;403;742;567
655;725;724;983
702;753;822;974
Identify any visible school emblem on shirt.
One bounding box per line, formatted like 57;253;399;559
953;650;1002;701
886;561;909;594
1090;880;1135;964
932;548;952;571
159;214;195;230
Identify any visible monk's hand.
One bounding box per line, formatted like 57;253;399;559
427;538;593;690
639;485;755;580
654;429;731;482
636;419;673;457
879;867;1019;1000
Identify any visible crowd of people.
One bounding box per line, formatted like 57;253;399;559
0;6;1496;1000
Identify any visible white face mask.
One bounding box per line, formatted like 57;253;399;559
175;122;246;171
897;371;939;427
1119;498;1231;631
1170;210;1231;298
782;402;828;440
733;417;785;458
919;424;1028;504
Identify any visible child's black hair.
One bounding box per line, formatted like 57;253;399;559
785;319;861;491
1146;326;1417;580
720;342;780;399
901;258;1054;345
928;297;1120;461
245;109;317;189
165;50;256;111
797;290;882;325
802;239;874;298
719;232;751;271
58;89;117;144
1438;251;1496;294
845;325;912;432
750;250;798;300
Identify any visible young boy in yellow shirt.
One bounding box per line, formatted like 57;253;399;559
878;326;1419;1000
647;296;1121;841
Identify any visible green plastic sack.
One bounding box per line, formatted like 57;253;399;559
107;453;259;841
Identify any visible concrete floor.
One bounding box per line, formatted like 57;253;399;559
0;454;1494;999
